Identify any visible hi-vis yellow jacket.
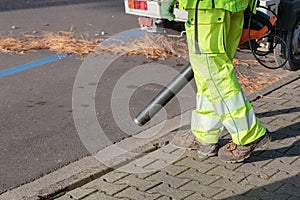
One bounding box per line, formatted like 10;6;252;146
178;0;256;13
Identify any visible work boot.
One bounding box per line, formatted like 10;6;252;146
218;131;271;163
170;130;218;157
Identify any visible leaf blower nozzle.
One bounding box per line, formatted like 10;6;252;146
134;64;194;126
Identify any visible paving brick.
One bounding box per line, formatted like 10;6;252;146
266;141;291;153
290;123;300;131
148;147;185;163
262;123;283;133
252;101;269;108
183;193;211;200
244;187;290;200
184;150;212;161
271;171;294;182
179;180;224;198
240;174;282;189
114;187;161;200
274;128;300;138
236;162;277;177
161;164;189;176
84;191;124;200
209;178;252;194
114;186;161;200
177;168;220;185
252;107;268;116
119;162;155;174
102;171;130;183
146;171;190;188
261;116;280;125
116;174;161;191
203;157;243;170
291;115;300;123
265;157;300;175
130;147;184;172
281;115;300;128
207;166;249;183
275;183;300;197
66;188;97;200
280;170;300;187
278;92;295;99
83;178;128;196
243;154;271;166
267;117;286;129
155;195;172;200
257;148;286;159
135;171;159;179
272;116;297;128
263;181;284;193
276;137;300;156
143;159;168;171
287;196;300;200
221;195;260;200
281;82;298;90
283;99;300;108
134;156;158;168
55;194;73;200
174;156;217;173
212;189;235;200
148;183;193;199
161;144;184;154
272;98;291;106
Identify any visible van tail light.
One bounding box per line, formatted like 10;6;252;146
128;0;148;10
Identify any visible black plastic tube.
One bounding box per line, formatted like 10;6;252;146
134;64;194;126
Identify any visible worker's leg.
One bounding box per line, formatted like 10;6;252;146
217;10;270;163
186;9;225;145
222;10;267;145
225;11;244;60
186;9;266;146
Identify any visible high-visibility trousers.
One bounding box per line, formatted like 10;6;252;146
186;8;266;145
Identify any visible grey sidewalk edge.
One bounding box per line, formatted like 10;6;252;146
1;70;299;200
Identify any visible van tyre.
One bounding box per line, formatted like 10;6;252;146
274;17;300;71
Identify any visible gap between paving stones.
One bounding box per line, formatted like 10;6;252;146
1;71;299;200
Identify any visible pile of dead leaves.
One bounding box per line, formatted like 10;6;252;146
0;32;187;59
0;31;101;55
95;34;188;59
238;72;281;93
234;63;281;93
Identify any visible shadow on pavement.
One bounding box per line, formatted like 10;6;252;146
257;107;300;118
223;173;300;199
0;0;115;12
244;121;300;163
223;115;300;199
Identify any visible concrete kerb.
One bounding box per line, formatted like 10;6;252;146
1;70;299;200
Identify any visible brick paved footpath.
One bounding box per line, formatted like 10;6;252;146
56;76;300;200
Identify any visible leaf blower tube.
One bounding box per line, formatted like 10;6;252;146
134;64;194;126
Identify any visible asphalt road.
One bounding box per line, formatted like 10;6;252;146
0;0;194;194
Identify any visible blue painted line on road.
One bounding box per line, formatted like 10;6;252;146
101;29;146;45
0;54;72;78
1;29;145;79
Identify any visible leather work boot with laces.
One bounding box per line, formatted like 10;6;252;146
170;130;218;157
218;131;271;163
